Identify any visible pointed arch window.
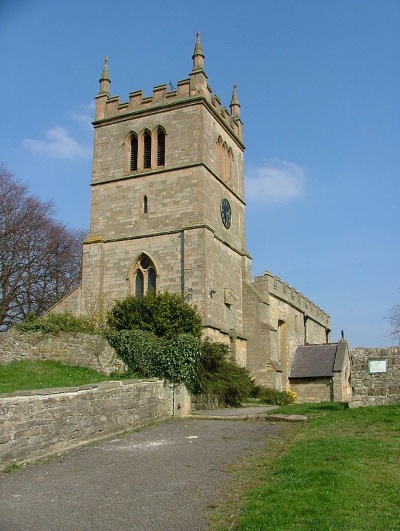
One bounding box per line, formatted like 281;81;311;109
157;129;165;166
216;136;234;185
227;147;233;185
130;254;157;297
143;132;152;169
135;270;144;297
126;127;166;172
130;134;138;171
216;137;223;176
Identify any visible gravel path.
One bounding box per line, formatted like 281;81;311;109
0;417;282;531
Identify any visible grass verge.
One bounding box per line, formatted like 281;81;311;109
0;360;137;394
208;403;400;530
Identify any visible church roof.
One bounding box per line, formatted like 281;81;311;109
290;343;340;378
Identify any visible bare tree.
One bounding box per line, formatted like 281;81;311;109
389;303;400;344
0;165;84;330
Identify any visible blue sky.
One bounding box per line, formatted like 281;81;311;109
1;0;399;347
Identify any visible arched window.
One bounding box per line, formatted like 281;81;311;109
148;268;156;292
157;129;165;166
216;137;223;176
216;137;234;184
143;132;152;168
135;270;144;297
130;134;138;171
227;148;233;185
126;127;166;172
223;142;228;181
143;195;148;214
130;254;157;297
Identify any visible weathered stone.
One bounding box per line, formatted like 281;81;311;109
350;347;400;407
0;329;126;375
0;380;187;472
286;414;308;422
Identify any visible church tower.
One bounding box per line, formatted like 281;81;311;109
52;34;332;390
81;35;251;363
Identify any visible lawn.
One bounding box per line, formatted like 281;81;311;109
0;360;136;394
209;402;400;530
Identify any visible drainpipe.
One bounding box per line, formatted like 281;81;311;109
330;377;334;402
303;314;309;345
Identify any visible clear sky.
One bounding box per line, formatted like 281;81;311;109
1;0;399;347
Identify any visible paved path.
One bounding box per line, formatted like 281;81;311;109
0;408;282;531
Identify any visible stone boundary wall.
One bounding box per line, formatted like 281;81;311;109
0;379;187;472
350;347;400;407
0;329;126;375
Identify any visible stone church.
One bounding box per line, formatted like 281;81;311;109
54;34;333;391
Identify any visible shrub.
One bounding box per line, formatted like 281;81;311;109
254;386;296;406
106;329;162;378
106;329;200;388
15;312;97;334
194;339;255;406
157;334;201;387
107;291;202;339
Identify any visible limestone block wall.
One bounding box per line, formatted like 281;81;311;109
242;282;281;389
350;347;400;407
253;271;331;390
0;330;126;375
290;378;332;403
0;380;176;471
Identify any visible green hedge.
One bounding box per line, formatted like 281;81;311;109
107;292;202;339
15;312;97;334
107;329;200;388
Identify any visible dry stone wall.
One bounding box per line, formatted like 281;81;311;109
0;379;182;471
350;347;400;407
0;329;126;375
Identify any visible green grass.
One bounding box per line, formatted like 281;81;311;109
207;403;400;530
0;360;137;394
233;403;400;530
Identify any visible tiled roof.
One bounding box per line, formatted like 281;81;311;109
289;343;338;378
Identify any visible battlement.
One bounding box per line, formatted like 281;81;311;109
95;77;242;141
95;34;242;141
255;271;331;327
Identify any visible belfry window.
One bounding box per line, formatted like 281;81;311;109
143;132;152;168
216;136;233;185
127;127;166;172
131;254;157;297
130;135;138;171
157;130;165;166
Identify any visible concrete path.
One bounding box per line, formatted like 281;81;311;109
0;409;283;531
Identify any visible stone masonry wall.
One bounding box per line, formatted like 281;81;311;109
290;378;332;403
350;347;400;407
0;379;180;471
0;330;126;375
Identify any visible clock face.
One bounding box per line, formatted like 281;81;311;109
220;198;231;228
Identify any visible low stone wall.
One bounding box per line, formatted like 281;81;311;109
0;329;126;375
190;393;225;410
350;347;400;407
0;379;184;471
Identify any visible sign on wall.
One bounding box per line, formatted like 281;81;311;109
368;359;387;374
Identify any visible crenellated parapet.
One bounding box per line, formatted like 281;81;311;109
95;33;243;142
255;271;331;328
